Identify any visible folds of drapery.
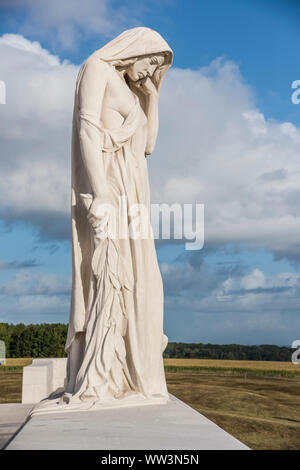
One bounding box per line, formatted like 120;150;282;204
65;26;173;402
65;68;148;401
65;73;141;355
78;94;140;153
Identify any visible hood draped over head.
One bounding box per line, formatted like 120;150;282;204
88;27;173;92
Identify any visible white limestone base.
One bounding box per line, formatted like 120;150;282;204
0;404;34;449
22;358;67;404
18;358;250;450
6;395;249;450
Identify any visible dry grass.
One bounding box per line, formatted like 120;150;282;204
2;358;33;368
164;358;298;371
3;357;297;370
1;358;300;449
166;371;300;450
0;370;23;403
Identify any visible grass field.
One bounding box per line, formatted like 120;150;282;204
164;358;299;371
1;358;300;449
2;358;33;368
164;358;300;379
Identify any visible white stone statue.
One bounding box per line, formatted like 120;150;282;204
48;27;173;411
30;27;173;415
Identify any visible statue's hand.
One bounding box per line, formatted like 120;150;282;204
87;195;113;235
133;76;158;97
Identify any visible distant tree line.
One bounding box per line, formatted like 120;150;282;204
164;342;292;361
0;323;292;361
0;323;68;358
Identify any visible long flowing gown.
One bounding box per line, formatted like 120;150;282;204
64;28;173;409
31;28;173;415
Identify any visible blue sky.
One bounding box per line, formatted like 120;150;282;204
2;0;299;124
0;0;299;345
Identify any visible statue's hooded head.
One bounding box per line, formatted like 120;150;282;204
90;27;173;92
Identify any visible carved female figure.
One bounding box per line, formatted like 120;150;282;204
61;27;173;409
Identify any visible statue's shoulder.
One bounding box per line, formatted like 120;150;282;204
76;57;112;90
83;57;111;75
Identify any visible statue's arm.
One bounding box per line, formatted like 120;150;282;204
144;91;159;156
78;60;109;198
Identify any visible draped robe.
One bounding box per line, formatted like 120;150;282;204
32;27;173;414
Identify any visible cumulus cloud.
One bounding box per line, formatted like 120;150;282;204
151;58;300;262
1;34;300;263
0;269;71;323
0;269;71;296
161;258;300;345
0;34;77;239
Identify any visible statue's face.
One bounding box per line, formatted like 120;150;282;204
126;54;165;82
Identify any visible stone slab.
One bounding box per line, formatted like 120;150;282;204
0;403;34;449
6;395;249;450
22;358;67;404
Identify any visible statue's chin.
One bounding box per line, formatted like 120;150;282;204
128;77;138;84
126;71;140;83
123;73;136;87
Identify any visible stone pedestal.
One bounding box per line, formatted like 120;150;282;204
7;395;249;450
17;358;250;450
0;404;34;449
22;358;67;404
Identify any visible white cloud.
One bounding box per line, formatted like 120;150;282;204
0;34;61;64
0;35;300;262
217;268;300;298
151;58;300;261
0;34;77;230
0;269;71;322
239;269;266;290
161;259;300;344
0;269;71;296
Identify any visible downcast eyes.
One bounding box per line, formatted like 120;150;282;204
149;56;159;65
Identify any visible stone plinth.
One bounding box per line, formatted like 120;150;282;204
7;395;249;450
22;358;67;404
19;358;250;450
0;404;34;449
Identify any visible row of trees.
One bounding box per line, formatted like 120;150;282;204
164;342;292;361
0;323;68;358
0;323;292;361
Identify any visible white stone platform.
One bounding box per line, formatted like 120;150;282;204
22;358;67;404
0;403;34;449
15;358;249;450
6;395;249;450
